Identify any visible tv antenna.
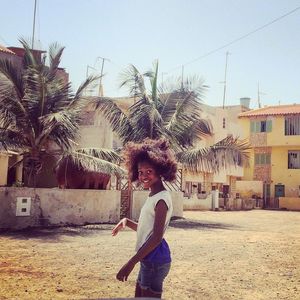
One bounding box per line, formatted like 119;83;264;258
257;82;266;108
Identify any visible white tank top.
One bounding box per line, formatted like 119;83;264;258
135;190;173;251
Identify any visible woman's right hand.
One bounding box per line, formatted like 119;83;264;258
112;218;127;236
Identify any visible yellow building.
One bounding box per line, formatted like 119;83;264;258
239;104;300;209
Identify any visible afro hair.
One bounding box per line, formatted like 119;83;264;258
123;138;178;182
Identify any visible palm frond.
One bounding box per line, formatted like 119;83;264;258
119;64;147;98
128;98;164;139
38;110;79;149
176;136;249;172
63;151;126;176
149;60;159;105
92;96;134;143
0;128;29;151
0;66;35;139
0;57;24;100
19;38;38;67
70;75;101;105
76;148;122;164
48;42;65;80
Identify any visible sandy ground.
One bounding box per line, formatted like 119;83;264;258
0;210;299;300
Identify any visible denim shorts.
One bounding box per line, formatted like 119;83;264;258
137;261;171;294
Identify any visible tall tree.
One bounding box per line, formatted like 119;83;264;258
92;60;248;173
0;40;124;187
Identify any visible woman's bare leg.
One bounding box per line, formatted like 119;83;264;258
141;288;162;298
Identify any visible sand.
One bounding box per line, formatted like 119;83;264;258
0;210;299;300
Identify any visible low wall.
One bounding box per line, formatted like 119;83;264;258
183;194;212;210
279;197;300;211
131;191;183;221
226;198;256;210
236;180;263;198
0;187;120;230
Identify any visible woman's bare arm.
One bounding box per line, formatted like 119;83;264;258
112;217;138;236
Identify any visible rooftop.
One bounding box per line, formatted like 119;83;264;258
0;44;15;55
238;104;300;118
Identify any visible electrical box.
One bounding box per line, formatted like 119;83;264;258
16;197;31;216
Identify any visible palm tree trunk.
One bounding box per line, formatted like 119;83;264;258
24;154;42;187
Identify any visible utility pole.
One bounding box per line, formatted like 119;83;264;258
257;82;262;108
181;65;184;90
257;82;266;108
31;0;37;49
85;65;97;95
96;57;110;97
222;51;230;109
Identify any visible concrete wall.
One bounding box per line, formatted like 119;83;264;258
131;191;183;221
0;154;9;186
279;197;300;210
225;198;256;210
79;110;113;149
183;193;212;210
0;187;120;230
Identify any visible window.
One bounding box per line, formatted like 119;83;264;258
288;151;300;169
255;153;271;165
250;120;272;133
285;115;300;135
222;118;226;129
260;121;266;132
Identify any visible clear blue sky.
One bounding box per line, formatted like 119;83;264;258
1;0;300;108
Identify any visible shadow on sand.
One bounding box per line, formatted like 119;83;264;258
0;218;237;241
169;217;237;230
0;224;115;241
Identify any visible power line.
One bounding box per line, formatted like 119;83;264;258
166;6;300;73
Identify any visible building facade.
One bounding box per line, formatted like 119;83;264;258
239;104;300;207
183;102;249;200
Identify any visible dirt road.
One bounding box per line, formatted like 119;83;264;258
0;210;299;299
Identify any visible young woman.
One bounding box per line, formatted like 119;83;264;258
112;138;177;298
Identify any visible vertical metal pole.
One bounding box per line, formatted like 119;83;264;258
97;57;110;96
32;0;37;49
99;58;105;96
222;51;229;109
181;65;184;90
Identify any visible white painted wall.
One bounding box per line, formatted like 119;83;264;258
183;193;213;210
0;187;120;229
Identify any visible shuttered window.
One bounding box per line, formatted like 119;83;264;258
288;151;300;169
250;120;272;133
285;115;300;135
255;153;271;165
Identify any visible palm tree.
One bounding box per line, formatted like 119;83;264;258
92;60;248;173
0;39;124;187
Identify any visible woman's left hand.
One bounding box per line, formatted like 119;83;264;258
116;260;136;282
